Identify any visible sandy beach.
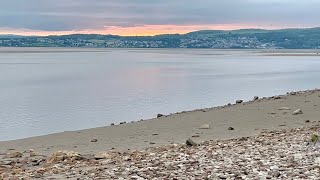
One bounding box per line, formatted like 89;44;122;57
1;89;320;155
1;89;320;179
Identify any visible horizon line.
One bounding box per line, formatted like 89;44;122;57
1;26;319;37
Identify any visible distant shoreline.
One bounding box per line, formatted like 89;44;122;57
0;47;319;56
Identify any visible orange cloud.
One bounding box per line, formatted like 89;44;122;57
0;24;289;36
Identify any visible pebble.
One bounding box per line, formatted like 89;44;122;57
186;138;197;146
90;138;98;142
228;127;235;130
199;124;210;129
4;151;23;158
279;107;291;110
292;109;303;115
2;116;320;179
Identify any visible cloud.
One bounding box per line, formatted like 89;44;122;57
0;0;319;35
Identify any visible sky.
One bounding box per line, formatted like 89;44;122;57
0;0;320;36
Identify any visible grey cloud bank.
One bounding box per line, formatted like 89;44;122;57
0;0;319;32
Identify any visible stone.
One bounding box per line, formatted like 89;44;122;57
110;123;115;126
236;100;243;104
157;114;164;118
279;107;291;110
91;138;98;142
253;96;259;101
192;135;200;138
199;124;210;129
292;109;303;115
149;142;156;145
0;160;14;165
305;120;310;123
274;96;282;99
120;122;126;124
48;151;83;164
186;138;197;146
4;151;23;158
94;155;105;160
30;152;42;157
152;133;159;136
228;127;235;130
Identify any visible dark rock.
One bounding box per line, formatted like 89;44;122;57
90;138;98;142
273;96;282;99
157;114;164;118
236;100;243;104
253;96;259;101
110;123;115;126
94;155;105;160
149;142;156;145
152;133;159;136
305;120;310;123
186;138;197;146
120;122;126;124
290;92;297;95
228;127;235;130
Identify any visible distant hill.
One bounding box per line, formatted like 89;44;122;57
0;34;25;38
1;28;320;49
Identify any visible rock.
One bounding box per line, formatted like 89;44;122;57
152;133;159;136
4;151;23;158
199;124;210;129
91;138;98;142
150;142;156;145
279;107;291;110
292;109;303;115
253;96;259;101
30;152;42;157
186;138;197;146
274;96;282;99
157;114;164;118
192;135;200;138
290;92;297;95
48;151;83;163
236;100;243;104
0;160;14;165
228;127;235;130
305;120;310;123
94;154;105;160
120;122;126;124
110;123;115;126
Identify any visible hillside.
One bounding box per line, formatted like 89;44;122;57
1;28;320;49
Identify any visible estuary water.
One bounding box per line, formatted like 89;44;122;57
1;48;320;141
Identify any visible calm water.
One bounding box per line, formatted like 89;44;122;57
1;49;320;141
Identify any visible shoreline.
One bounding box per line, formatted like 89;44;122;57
1;88;320;155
